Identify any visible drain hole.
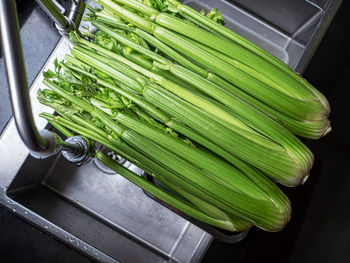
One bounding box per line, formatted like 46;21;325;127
94;144;126;174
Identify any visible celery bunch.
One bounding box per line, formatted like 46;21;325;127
37;0;331;233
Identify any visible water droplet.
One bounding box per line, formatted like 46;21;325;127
76;242;80;247
64;234;68;238
83;246;88;250
44;225;49;229
24;211;28;215
93;251;98;256
69;237;74;242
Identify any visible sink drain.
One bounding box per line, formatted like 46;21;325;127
94;144;126;174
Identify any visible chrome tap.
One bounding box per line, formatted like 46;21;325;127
0;0;92;162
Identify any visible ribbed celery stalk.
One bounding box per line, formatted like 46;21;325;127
54;60;291;219
49;112;254;231
179;34;304;99
164;0;280;64
154;13;317;100
90;3;327;116
95;21;329;138
55;60;291;214
42;78;292;231
91;23;300;150
90;24;313;155
142;84;303;186
69;51;300;188
165;0;331;114
46;119;74;138
112;0;328;113
70;45;286;152
152;172;250;227
94;20;208;78
98;0;327;121
59;68;277;201
119;48;200;91
68;45;310;185
123;129;289;230
70;31;314;185
97;151;249;231
40;112;249;231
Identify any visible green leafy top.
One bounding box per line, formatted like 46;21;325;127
134;0;181;17
94;31;120;53
149;0;168;11
201;8;225;25
40;30;195;145
135;0;168;11
37;89;82;118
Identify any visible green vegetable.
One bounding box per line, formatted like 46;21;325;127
97;151;247;231
68;33;313;186
37;0;332;233
96;0;328;122
93;19;329;139
41;112;251;231
39;78;291;231
54;58;292;214
164;0;331;113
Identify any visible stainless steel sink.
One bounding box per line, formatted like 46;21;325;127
0;0;341;262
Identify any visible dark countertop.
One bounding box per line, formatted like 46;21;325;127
1;1;350;263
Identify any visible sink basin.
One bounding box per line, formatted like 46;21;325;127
0;0;341;262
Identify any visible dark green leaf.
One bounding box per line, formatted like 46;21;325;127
43;70;56;79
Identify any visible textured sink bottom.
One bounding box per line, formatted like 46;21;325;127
7;154;210;263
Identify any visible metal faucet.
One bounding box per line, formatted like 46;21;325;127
0;0;91;162
35;0;86;37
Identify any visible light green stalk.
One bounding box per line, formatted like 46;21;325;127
165;0;331;113
96;20;329;139
42;78;291;229
41;112;250;231
97;151;249;231
98;0;328;121
56;60;291;214
70;44;287;152
69;36;313;186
